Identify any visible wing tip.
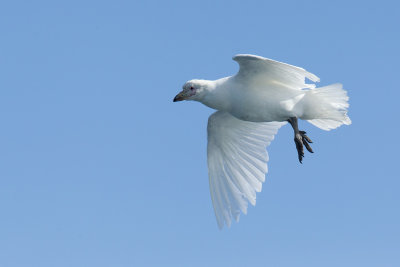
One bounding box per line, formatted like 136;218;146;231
306;72;320;83
233;54;269;62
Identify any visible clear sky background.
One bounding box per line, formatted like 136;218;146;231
0;0;399;266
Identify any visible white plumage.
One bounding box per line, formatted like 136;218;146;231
174;54;351;229
207;112;286;228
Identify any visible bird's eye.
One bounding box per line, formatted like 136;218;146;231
190;86;194;90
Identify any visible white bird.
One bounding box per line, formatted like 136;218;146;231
173;54;351;229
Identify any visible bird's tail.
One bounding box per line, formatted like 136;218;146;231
303;83;351;131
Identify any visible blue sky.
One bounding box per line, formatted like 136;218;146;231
0;0;399;266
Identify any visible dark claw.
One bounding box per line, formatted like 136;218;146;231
300;131;313;143
300;132;314;153
303;140;314;153
294;131;314;163
288;117;314;163
294;134;305;163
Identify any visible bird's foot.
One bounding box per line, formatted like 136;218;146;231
294;131;313;163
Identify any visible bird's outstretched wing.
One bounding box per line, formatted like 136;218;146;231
233;54;320;90
207;111;286;229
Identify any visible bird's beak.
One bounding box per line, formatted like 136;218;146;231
173;91;187;102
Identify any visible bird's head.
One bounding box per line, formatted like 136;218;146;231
173;79;211;102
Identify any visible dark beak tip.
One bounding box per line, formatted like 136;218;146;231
173;94;183;102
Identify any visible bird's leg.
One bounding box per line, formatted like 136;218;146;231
287;117;313;163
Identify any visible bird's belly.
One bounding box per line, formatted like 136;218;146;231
230;105;287;122
229;89;304;122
